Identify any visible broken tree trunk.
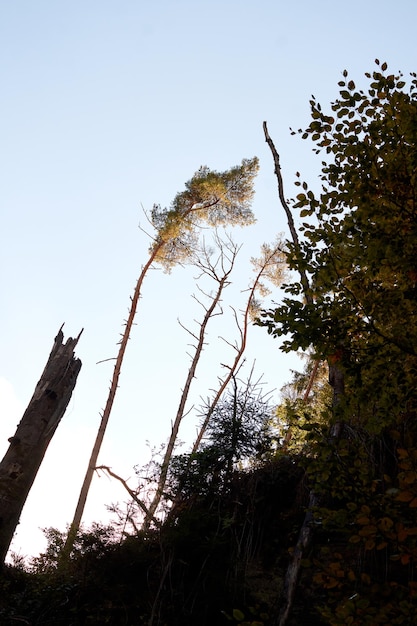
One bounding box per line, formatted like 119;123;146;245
0;326;82;564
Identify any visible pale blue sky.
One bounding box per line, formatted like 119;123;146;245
1;1;416;559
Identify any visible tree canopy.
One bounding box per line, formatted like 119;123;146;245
150;157;259;269
260;61;417;624
261;61;417;429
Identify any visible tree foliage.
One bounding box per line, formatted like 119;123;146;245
260;61;417;429
259;61;417;624
5;62;417;626
167;375;274;503
274;356;331;452
63;156;259;558
150;158;258;269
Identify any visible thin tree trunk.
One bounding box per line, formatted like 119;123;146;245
142;252;233;530
166;245;284;524
263;122;344;626
276;491;318;626
61;244;163;561
192;245;282;454
0;326;82;565
263;122;312;301
61;191;242;557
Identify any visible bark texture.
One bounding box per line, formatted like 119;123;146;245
0;327;82;564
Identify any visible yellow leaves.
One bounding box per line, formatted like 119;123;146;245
409;581;417;597
396;523;408;543
396;490;414;502
313;561;345;589
352;505;417;560
313;573;341;589
357;525;377;551
397;447;409;460
388;447;417;510
330;562;346;578
358;524;377;537
347;569;356;582
312;443;417;616
401;470;417;485
250;240;287;293
355;508;379;550
378;517;394;532
364;539;375;551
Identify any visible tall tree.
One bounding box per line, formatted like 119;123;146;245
198;371;273;479
191;238;285;455
260;62;417;625
142;233;240;529
0;327;82;564
62;158;259;558
166;371;274;504
262;62;417;426
97;233;285;532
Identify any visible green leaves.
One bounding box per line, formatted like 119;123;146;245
262;62;417;388
150;157;259;270
261;61;417;626
222;606;268;625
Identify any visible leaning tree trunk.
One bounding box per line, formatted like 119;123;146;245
0;326;82;564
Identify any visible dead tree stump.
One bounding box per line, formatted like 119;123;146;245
0;326;82;564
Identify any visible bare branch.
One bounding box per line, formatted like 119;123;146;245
263;122;312;305
190;234;286;457
96;465;160;527
142;236;239;529
63;159;259;553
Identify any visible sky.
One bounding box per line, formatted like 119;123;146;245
1;0;417;562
